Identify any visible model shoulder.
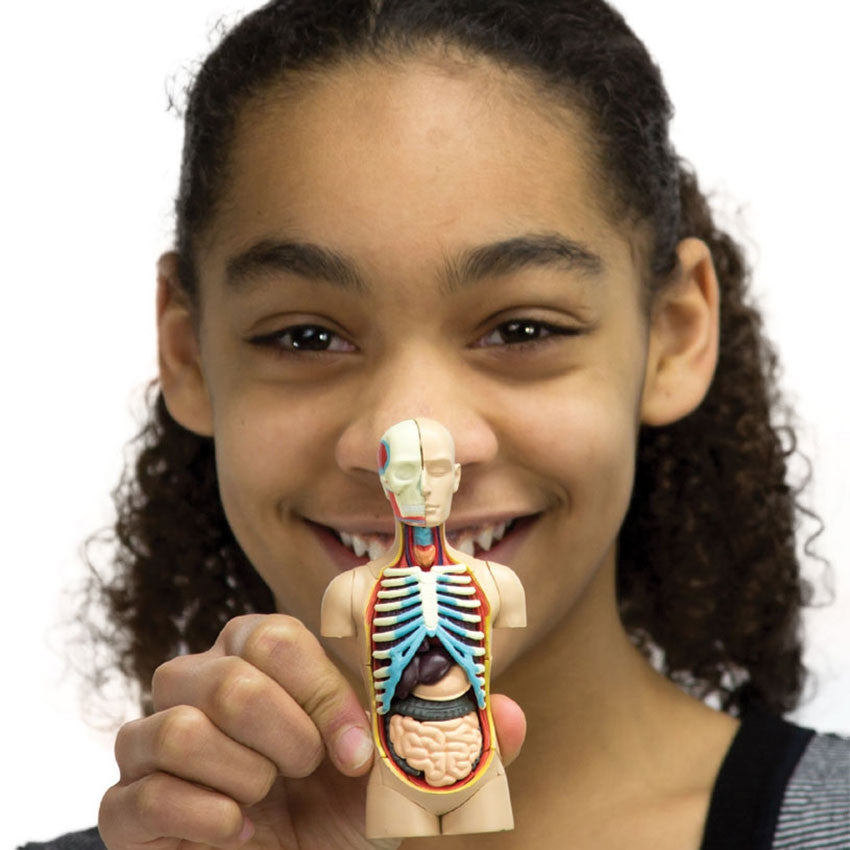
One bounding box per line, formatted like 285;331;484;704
485;560;527;628
320;569;356;637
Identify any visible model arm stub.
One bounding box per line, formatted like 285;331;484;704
320;418;526;839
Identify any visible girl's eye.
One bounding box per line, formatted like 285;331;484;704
475;318;582;348
248;324;355;354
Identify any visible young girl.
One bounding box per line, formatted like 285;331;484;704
26;1;848;848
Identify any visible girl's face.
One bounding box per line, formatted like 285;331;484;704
190;55;652;676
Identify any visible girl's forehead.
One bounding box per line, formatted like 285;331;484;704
199;55;634;289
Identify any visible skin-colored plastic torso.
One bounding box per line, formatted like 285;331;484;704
321;419;526;838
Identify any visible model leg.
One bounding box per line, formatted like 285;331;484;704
440;765;514;835
365;763;441;839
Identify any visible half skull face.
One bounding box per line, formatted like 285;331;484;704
379;418;461;526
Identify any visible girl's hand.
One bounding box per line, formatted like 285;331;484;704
98;614;526;850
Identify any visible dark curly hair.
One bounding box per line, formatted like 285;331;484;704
83;0;824;718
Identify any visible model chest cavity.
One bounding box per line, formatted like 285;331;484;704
370;565;487;714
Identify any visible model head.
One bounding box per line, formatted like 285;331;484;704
378;418;461;527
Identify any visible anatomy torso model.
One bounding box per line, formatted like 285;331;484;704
321;418;526;839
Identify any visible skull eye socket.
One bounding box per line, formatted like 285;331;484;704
390;462;420;486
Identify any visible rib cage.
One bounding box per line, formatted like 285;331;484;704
370;565;487;714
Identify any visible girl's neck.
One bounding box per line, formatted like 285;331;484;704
494;541;739;830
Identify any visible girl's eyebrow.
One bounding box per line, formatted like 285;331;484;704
442;232;604;293
226;239;368;293
224;231;604;294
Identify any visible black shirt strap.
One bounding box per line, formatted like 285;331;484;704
700;711;815;850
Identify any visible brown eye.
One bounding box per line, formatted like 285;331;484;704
476;319;582;348
500;320;548;343
249;324;355;353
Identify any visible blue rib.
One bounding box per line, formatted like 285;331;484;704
377;617;423;642
439;617;482;640
374;594;421;611
435;626;486;708
381;575;416;590
439;607;480;624
375;625;426;713
435;592;476;607
374;605;422;626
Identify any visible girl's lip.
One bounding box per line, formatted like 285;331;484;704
306;514;539;573
476;512;537;566
308;519;371;570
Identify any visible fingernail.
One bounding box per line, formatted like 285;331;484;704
335;725;374;770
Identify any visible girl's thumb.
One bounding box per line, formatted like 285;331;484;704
490;693;527;767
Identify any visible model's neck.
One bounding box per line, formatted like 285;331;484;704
393;520;446;568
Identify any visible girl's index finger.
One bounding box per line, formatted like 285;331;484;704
219;614;375;776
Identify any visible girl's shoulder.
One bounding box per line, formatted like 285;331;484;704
773;727;850;848
702;711;849;850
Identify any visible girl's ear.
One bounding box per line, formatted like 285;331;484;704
639;238;720;426
156;252;214;437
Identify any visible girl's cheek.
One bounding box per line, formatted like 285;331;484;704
214;379;332;468
209;393;327;560
493;365;637;466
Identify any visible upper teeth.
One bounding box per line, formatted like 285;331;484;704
339;532;386;560
338;522;510;560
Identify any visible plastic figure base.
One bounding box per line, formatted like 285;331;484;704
366;750;514;838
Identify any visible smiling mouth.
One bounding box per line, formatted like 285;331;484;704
321;515;534;561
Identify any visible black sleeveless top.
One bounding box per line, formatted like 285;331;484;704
701;711;849;849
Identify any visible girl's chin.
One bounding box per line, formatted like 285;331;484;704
304;513;541;573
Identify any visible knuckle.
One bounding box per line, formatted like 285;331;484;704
113;718;142;766
134;775;170;830
150;655;190;706
300;668;348;719
97;784;122;841
295;732;325;778
150;661;173;703
154;706;207;765
219;614;265;654
210;798;245;844
240;759;278;806
288;728;325;778
210;662;267;725
257;758;280;798
302;665;352;735
241;615;312;670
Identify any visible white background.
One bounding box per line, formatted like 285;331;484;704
2;1;848;846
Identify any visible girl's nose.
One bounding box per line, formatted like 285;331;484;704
334;347;498;478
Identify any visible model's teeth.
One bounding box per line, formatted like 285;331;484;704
456;538;476;556
350;534;368;557
492;522;508;542
340;531;353;548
